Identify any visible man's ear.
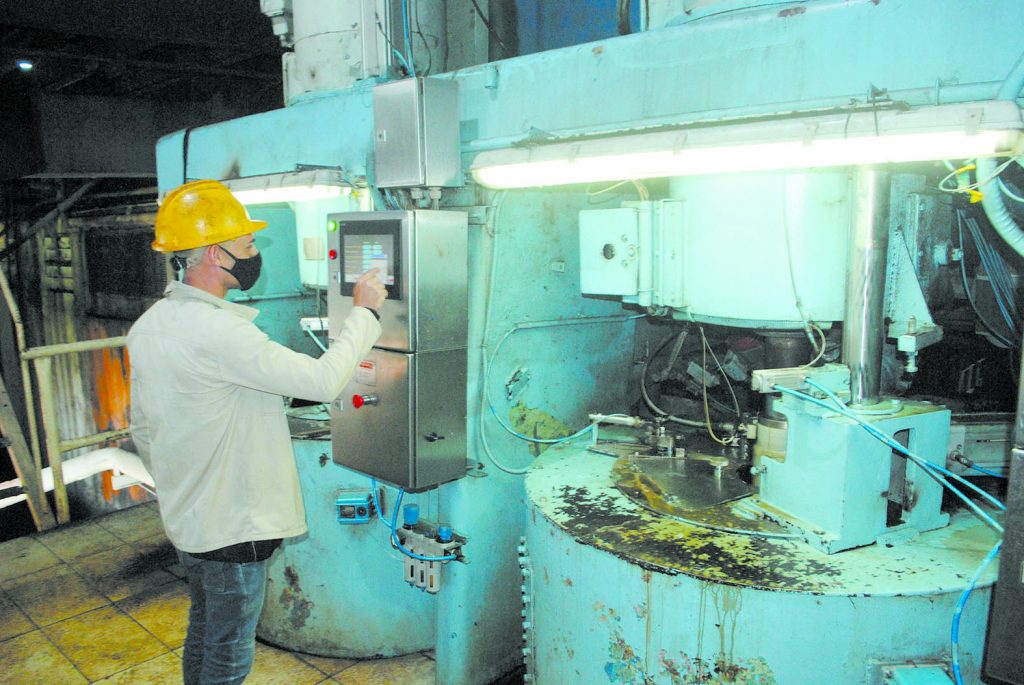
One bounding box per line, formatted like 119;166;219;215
205;244;222;266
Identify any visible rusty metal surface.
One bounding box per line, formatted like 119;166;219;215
526;442;1000;595
613;452;791;538
257;439;436;658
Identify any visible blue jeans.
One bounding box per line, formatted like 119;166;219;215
177;551;269;685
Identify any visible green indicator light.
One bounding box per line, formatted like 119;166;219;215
327;221;338;232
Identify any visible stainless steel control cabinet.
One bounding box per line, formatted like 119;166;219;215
327;210;468;491
373;77;461;189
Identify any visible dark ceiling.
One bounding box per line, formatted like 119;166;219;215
0;0;282;100
0;1;284;225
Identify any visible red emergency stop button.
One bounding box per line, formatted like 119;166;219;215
352;394;378;408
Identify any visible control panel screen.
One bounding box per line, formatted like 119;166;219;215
338;219;403;300
343;234;395;286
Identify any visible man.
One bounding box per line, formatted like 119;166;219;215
127;179;385;684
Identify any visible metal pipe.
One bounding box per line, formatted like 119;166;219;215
22;336;127;361
1;447;153;510
59;428;131;453
842;167;890;406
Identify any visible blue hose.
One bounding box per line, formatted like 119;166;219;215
966;463;1007;479
962;210;1021;336
371;478;457;561
388;484;457;562
400;0;415;76
951;542;1001;685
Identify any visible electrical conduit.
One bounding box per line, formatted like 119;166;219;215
977;50;1024;257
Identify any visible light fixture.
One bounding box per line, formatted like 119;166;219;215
16;59;33;72
471;101;1024;189
221;169;352;205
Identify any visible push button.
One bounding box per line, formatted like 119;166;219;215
352;394;379;408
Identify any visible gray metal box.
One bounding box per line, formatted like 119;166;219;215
327;210;468;353
327;209;468;491
331;347;467;491
373;77;462;189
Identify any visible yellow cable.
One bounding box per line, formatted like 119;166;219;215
803;322;827;367
700;327;731;446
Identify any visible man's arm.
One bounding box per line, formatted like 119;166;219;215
212;270;387;402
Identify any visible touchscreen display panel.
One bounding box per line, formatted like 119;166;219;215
343;234;396;286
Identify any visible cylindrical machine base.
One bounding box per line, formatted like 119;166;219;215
257;438;435;657
525;444;997;684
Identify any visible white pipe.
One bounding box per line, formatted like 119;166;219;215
0;447;154;510
977;50;1024;258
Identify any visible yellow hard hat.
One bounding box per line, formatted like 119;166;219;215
152;180;267;252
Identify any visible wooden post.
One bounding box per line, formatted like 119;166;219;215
0;375;57;530
0;266;44;484
33;356;70;524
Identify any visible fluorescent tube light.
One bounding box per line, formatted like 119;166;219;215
471;102;1024;189
222;169;352;205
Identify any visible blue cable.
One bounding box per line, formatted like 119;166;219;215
959;211;1018;341
958;214;1015;347
391;49;413;76
962;210;1021;336
774;383;1004;533
968;222;1015;332
400;0;415;76
951;541;1001;685
802;379;1007;515
966;463;1007;479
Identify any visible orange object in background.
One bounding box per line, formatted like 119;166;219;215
91;326;146;502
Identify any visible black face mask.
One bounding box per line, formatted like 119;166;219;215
218;246;262;291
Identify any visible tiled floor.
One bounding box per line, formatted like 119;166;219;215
0;502;435;684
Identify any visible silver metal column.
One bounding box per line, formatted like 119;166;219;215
842;168;890;406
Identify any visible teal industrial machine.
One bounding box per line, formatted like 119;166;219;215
153;1;1023;683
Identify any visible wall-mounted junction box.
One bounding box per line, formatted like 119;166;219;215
373;77;461;189
335;491;375;524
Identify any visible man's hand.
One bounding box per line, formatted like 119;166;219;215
353;268;387;312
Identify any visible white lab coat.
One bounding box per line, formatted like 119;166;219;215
127;280;380;553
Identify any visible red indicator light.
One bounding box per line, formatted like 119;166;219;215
328;249;338;260
352;394;364;408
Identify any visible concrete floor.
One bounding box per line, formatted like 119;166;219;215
0;502;435;684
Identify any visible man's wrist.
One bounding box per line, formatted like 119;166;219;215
362;306;381;321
